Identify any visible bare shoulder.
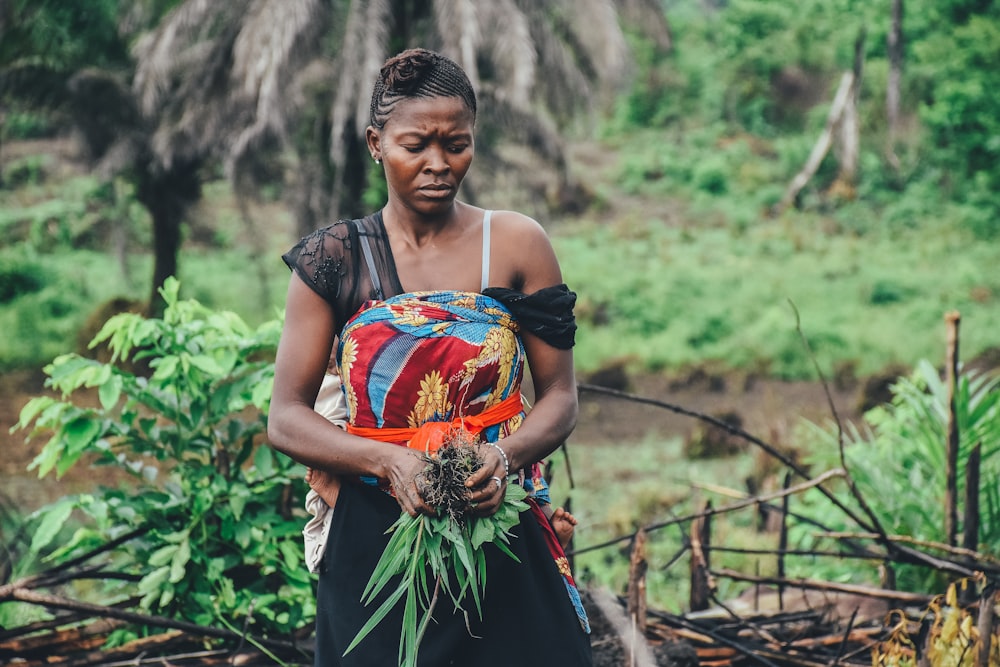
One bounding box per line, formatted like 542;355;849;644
490;209;548;238
488;210;563;291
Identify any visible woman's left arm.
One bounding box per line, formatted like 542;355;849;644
468;212;578;494
507;330;578;471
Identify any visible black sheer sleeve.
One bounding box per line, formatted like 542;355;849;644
483;284;577;350
281;213;403;330
282;220;355;326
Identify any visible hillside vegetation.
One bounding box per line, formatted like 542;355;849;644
2;0;999;381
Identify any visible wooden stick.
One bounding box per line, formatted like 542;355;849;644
627;527;648;635
964;443;982;554
778;472;791;611
7;589;304;653
578;382;881;534
821;532;1000;567
977;585;995;667
773;71;854;215
710;568;933;604
690;502;712;612
944;310;961;546
572;468;847;555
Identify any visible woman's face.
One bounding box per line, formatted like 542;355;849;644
369;95;475;217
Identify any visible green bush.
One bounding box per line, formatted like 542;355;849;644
13;278;312;640
799;360;1000;590
1;111;56;140
1;155;49;189
0;256;45;303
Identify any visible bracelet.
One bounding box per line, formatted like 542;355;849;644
485;441;510;477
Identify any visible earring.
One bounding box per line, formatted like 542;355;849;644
373;155;380;164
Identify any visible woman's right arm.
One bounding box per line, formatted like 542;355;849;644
267;273;433;516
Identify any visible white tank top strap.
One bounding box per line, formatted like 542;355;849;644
481;210;493;292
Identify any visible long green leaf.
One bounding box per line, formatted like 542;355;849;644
29;499;75;555
344;581;408;656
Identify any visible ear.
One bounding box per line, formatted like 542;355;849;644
365;126;381;161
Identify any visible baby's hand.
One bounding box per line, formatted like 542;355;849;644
549;506;578;549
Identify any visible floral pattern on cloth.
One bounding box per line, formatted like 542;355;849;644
336;289;589;632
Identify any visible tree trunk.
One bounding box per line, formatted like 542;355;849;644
772;71;854;215
833;29;866;196
886;0;903;167
293;155;332;238
293;111;334;238
944;311;961;547
337;130;369;220
135;160;201;316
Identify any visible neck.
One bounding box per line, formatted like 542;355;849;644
383;201;464;248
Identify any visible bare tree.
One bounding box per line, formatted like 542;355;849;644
886;0;903;170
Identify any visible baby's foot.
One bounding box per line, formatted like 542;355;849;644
550;506;578;549
306;467;341;508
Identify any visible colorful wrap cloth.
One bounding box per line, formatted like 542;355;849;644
346;392;524;455
337;290;589;632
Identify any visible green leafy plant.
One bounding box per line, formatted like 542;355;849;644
346;433;530;667
800;360;1000;590
13;277;312;638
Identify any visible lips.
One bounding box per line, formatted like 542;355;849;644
418;184;454;197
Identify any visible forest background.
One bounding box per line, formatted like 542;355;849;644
1;0;1000;653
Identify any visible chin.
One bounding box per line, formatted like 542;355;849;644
411;197;457;216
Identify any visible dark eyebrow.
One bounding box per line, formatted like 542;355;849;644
397;129;472;141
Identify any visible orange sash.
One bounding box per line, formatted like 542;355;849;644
346;393;523;456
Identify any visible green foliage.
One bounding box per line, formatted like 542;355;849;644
1;110;56;140
913;11;1000;234
13;278;312;637
348;478;529;667
0;174;147;253
0;0;126;70
1;154;49;187
799;360;1000;590
551;435;766;613
0;255;45;304
558;195;1000;379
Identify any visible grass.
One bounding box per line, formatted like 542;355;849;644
0;174;294;369
556;127;1000;379
547;435;793;613
3;128;1000;378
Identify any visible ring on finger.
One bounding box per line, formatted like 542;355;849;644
490;475;503;489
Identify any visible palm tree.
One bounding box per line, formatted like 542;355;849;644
4;0;669;309
136;0;670;235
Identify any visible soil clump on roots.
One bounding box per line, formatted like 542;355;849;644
416;427;483;521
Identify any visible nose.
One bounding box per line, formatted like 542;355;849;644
423;145;450;174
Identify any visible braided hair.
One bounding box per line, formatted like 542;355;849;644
369;48;477;129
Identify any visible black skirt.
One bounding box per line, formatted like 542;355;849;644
313;482;593;666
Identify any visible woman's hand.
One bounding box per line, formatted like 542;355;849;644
385;447;437;517
464;443;509;517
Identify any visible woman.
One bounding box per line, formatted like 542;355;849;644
268;48;591;666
